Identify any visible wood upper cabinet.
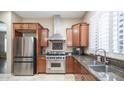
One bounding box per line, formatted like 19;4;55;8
66;56;74;74
15;31;22;37
13;23;37;31
66;28;73;47
40;28;49;47
13;23;28;30
28;23;37;30
80;23;89;47
68;23;89;47
72;24;80;47
37;56;46;73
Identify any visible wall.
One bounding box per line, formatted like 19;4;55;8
0;11;22;74
22;18;83;36
22;18;83;52
82;11;124;61
0;11;12;74
11;12;22;73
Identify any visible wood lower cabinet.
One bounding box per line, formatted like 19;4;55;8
72;57;97;81
66;56;74;74
74;59;81;81
37;56;46;73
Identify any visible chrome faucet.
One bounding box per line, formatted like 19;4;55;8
95;49;108;65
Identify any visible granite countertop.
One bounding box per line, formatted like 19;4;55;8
73;55;124;81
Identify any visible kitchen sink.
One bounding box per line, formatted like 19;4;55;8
83;61;104;66
89;65;111;72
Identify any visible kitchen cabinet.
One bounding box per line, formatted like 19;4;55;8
28;23;37;30
37;56;46;73
68;23;89;47
41;28;49;47
72;24;80;47
13;23;38;31
66;56;74;74
13;23;29;30
74;59;81;81
72;56;97;81
66;28;73;47
15;31;22;37
80;23;89;47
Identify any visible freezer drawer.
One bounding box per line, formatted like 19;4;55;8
14;62;34;76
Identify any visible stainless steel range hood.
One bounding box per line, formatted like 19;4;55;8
48;15;66;41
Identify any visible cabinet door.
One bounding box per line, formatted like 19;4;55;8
66;56;74;74
80;24;89;47
37;57;46;73
14;24;28;30
81;65;89;74
74;60;81;81
21;24;28;29
72;24;80;47
28;24;37;30
14;24;22;29
66;28;73;47
41;29;48;47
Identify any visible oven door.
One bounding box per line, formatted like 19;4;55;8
46;60;65;73
48;61;64;70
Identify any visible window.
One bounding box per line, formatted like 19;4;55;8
89;13;99;53
89;12;110;53
98;12;110;52
112;12;124;53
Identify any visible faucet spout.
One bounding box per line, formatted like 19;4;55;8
95;49;108;64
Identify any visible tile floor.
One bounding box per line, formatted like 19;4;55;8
0;74;75;81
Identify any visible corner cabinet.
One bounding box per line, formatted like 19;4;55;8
40;28;49;47
80;23;89;47
73;57;97;81
66;28;73;47
67;23;89;47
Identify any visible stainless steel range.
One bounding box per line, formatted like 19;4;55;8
46;51;66;73
46;15;66;73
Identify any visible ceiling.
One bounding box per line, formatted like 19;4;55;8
14;11;86;18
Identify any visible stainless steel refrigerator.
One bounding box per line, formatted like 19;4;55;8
13;37;36;76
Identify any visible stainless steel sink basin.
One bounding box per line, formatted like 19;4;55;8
90;65;111;72
83;61;104;66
